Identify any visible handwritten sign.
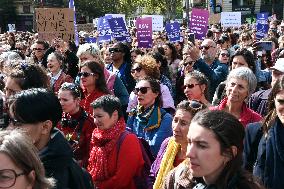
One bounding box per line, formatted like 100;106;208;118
136;17;152;48
256;13;269;39
142;15;163;31
36;8;75;42
189;8;209;40
165;22;180;42
221;12;241;27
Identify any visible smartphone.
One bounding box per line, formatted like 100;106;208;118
256;41;273;51
188;33;195;44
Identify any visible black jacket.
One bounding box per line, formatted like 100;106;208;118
39;128;94;189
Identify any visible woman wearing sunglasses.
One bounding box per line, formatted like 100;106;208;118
210;67;262;127
47;52;73;94
183;70;211;107
150;100;206;189
57;82;95;168
127;77;173;157
79;61;110;116
163;110;264;189
218;49;230;65
127;55;175;114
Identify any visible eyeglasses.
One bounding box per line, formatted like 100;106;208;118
77;72;95;78
133;87;150;95
182;83;201;90
131;67;142;74
0;169;26;188
241;37;250;41
220;53;230;57
199;46;214;50
109;48;122;53
183;61;195;67
32;48;44;51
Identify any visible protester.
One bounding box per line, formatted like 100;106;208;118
8;88;94;189
210;67;262;127
79;61;109;115
57;82;94;168
0;129;55;189
30;40;49;67
88;95;144;188
47;52;73;94
244;75;284;189
127;77;173;156
163;110;264;189
150;100;206;189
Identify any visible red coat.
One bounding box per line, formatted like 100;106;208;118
50;72;73;94
210;98;262;127
80;90;107;116
57;108;95;168
95;133;144;189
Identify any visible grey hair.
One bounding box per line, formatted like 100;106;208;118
0;129;55;189
76;43;101;59
226;67;257;97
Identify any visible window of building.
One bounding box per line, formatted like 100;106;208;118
233;0;254;6
23;5;30;14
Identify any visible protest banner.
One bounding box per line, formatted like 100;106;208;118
256;13;269;39
36;8;75;42
209;13;221;25
97;15;113;43
221;12;241;27
105;14;126;26
108;17;131;42
136;17;152;48
189;8;209;40
8;24;16;32
142;15;163;31
85;37;97;43
165;22;180;42
77;23;94;32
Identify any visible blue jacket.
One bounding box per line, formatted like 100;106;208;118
193;58;228;101
248;89;271;117
126;108;173;157
244;119;284;189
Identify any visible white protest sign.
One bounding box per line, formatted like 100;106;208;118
142;15;163;31
8;24;15;32
221;12;241;27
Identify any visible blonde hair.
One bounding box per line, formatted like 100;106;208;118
134;55;160;79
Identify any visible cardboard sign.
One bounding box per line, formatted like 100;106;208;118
221;12;241;27
36;8;75;42
256;13;269;39
209;14;221;25
189;8;209;40
165;22;180;42
136;17;152;48
142;15;163;31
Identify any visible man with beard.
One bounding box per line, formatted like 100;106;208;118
185;39;228;101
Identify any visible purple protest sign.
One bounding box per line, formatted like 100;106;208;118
136;17;153;48
108;17;130;42
165;22;180;42
189;8;209;40
97;15;112;43
256;13;269;39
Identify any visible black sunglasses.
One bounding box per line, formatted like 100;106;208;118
183;61;195;67
109;48;122;53
77;72;95;77
188;100;204;110
134;87;150;95
220;53;230;57
131;67;142;74
199;46;214;50
182;83;200;90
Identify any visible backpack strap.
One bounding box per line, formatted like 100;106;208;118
116;131;130;166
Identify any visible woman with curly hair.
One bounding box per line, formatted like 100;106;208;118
127;55;175;114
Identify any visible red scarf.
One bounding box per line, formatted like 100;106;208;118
80;90;106;115
87;117;125;181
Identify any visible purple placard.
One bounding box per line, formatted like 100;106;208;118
256;13;269;39
136;17;153;48
189;8;209;40
85;37;97;43
165;22;180;42
97;15;112;43
108;17;130;42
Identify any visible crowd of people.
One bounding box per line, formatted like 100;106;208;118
0;18;283;189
